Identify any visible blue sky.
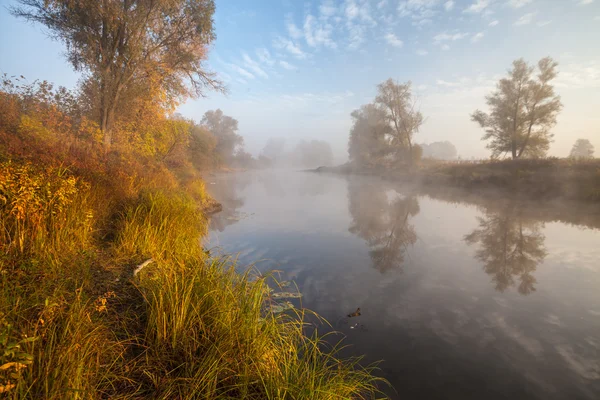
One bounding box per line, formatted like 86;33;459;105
1;0;599;160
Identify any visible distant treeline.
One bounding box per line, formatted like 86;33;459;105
347;57;596;171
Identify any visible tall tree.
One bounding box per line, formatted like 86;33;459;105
375;79;423;167
12;0;221;150
569;138;595;159
200;109;242;164
471;57;562;159
348;103;393;168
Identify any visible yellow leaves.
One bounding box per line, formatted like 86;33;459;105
0;160;91;256
78;116;103;144
0;362;28;371
0;383;16;393
94;291;116;313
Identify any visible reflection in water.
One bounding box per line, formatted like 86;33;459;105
207;171;600;399
347;180;419;273
208;174;247;232
464;203;547;295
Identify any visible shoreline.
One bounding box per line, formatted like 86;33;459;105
312;158;600;204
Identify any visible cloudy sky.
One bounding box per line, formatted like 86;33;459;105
1;0;599;161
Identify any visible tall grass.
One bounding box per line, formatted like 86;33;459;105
135;258;384;399
114;189;207;262
1;158;387;399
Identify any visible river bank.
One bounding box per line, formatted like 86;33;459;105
315;158;600;203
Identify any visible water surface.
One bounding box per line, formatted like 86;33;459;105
207;170;600;400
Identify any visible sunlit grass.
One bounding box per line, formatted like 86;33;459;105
0;158;387;399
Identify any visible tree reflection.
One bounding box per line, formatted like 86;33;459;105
348;180;419;273
209;175;248;232
464;205;547;295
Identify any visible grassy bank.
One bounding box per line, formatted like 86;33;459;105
0;157;385;399
0;83;385;398
317;158;600;203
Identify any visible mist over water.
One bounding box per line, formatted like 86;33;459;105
207;170;600;400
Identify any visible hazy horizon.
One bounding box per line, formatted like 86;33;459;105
1;0;599;163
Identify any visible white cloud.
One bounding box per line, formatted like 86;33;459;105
377;0;388;9
555;60;600;88
256;48;274;66
489;19;499;26
273;36;308;59
463;0;491;13
442;44;451;50
444;1;455;11
228;64;255;80
242;53;268;79
578;0;594;5
436;79;460;87
397;0;440;26
344;0;376;49
433;31;468;44
417;49;429;56
514;12;535;25
384;33;404;47
537;20;552;26
286;15;303;39
319;0;337;17
471;32;484;42
507;0;533;8
279;60;297;71
304;14;337;49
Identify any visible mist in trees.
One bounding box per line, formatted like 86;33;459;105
464;204;547;295
420;141;458;160
471;57;563;160
260;138;287;163
348;79;423;169
12;0;221;151
292;140;334;168
256;138;334;169
348;180;419;273
569;139;595;159
200;109;243;165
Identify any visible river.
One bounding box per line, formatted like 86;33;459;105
207;170;600;400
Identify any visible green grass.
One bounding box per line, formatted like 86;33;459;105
0;158;387;399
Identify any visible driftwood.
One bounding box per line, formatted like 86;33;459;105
133;258;155;277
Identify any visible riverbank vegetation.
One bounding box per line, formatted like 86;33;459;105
0;0;384;398
339;57;599;202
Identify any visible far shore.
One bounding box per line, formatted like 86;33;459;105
311;158;600;204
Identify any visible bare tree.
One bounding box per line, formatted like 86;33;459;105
375;79;423;167
471;57;562;159
12;0;222;150
569;138;595;159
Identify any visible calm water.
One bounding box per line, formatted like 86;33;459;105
207;170;600;400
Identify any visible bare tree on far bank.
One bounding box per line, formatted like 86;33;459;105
471;57;562;160
569;139;595;159
375;79;424;167
348;79;424;169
